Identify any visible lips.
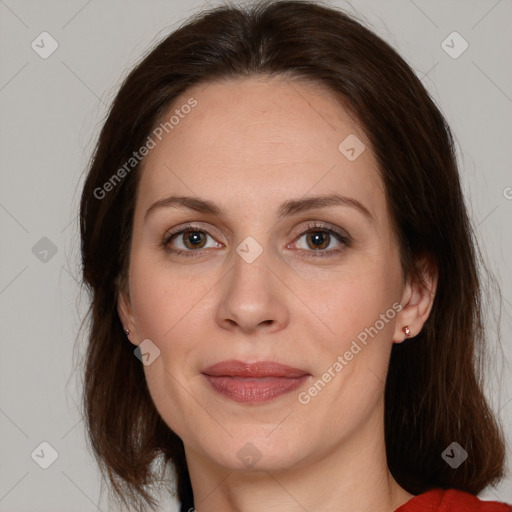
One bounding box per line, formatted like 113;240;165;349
202;360;310;403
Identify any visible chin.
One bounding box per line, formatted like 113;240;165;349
191;422;311;472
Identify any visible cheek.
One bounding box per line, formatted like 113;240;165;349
312;261;400;351
299;274;399;419
129;259;204;435
128;250;200;340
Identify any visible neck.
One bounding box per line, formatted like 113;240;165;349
184;400;414;512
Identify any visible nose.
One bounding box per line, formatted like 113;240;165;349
215;241;290;336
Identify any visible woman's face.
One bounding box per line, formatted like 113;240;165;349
119;76;415;472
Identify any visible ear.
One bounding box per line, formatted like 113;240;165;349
393;255;438;343
117;285;140;346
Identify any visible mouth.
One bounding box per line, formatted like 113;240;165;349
201;360;311;403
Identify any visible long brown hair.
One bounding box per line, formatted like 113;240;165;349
79;1;506;510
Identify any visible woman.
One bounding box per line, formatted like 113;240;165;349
79;1;511;511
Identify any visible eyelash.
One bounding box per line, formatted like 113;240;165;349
161;221;351;259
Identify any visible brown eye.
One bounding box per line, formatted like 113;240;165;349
305;231;331;250
292;222;350;257
162;225;223;257
179;230;208;250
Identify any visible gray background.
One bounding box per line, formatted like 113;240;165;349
1;0;511;510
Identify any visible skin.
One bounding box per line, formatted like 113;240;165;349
118;76;437;512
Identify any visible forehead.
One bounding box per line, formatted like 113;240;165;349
135;76;387;224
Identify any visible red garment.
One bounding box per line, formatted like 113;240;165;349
395;488;512;511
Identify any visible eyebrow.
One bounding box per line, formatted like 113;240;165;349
144;193;374;222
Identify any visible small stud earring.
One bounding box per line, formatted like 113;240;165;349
402;326;410;338
124;328;130;336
